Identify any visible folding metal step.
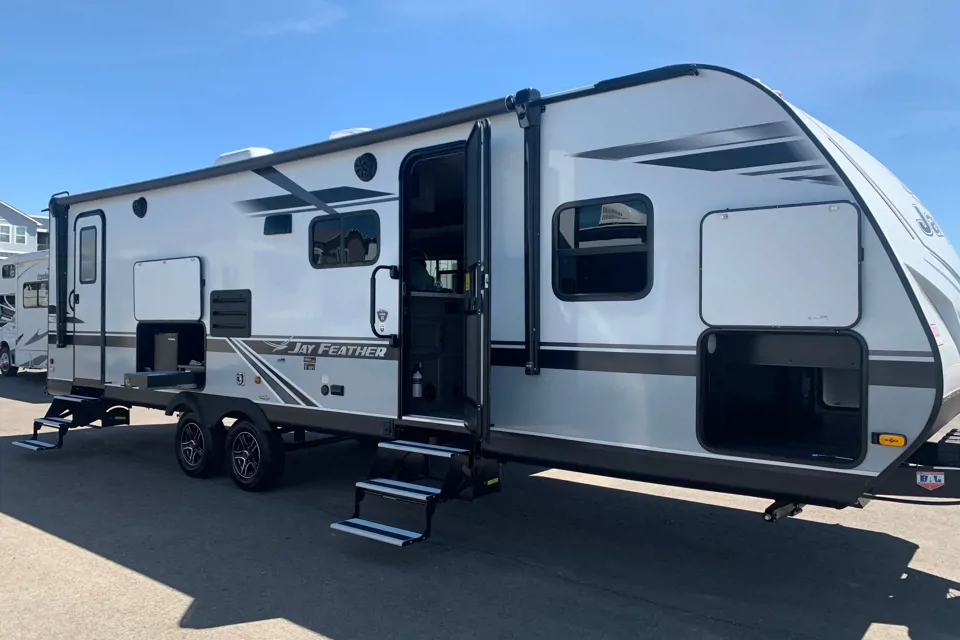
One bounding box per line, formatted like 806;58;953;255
941;428;960;446
356;478;442;503
35;417;71;428
330;518;423;547
377;440;469;458
54;394;100;403
12;439;59;452
330;439;499;548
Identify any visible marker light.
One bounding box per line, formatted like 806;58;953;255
874;433;907;447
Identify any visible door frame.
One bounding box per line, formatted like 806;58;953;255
396;140;468;421
72;209;107;387
463;119;492;440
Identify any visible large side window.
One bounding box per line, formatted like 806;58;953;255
309;210;380;268
79;226;98;284
552;195;653;300
22;282;48;309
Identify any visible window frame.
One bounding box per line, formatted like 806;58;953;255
0;224;10;244
79;226;98;284
22;281;48;309
14;226;27;245
551;193;654;302
1;264;14;278
307;209;381;270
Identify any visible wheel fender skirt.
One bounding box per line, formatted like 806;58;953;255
164;392;273;433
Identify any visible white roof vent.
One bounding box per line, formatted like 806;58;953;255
329;127;372;140
213;147;274;166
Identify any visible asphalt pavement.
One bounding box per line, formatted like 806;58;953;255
1;372;958;639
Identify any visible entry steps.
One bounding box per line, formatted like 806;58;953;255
330;439;501;547
12;394;130;452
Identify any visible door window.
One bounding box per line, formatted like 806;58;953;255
79;226;98;284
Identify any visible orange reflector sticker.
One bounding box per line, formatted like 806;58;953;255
877;434;906;447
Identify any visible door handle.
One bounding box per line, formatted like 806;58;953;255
369;265;399;348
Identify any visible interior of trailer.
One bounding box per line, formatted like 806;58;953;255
698;331;865;466
400;147;467;420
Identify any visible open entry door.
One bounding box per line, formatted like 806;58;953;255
464;120;492;437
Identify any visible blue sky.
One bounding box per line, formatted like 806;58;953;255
2;0;958;234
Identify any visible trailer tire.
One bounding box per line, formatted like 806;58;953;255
174;412;225;478
225;420;285;492
0;345;18;377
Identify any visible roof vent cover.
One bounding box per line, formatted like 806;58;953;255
329;127;372;140
213;147;273;166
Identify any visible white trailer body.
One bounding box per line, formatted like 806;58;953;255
0;250;50;375
21;64;960;544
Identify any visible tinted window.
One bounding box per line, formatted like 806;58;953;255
23;282;48;309
1;264;14;278
310;211;379;268
79;226;97;284
553;197;652;300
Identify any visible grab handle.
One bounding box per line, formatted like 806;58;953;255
370;265;400;348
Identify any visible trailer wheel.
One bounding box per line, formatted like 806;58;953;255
0;345;18;377
225;420;285;492
174;412;225;478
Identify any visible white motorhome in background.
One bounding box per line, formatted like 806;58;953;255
0;250;49;376
13;63;960;546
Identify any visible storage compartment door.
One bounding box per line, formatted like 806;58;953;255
700;201;861;328
134;257;202;321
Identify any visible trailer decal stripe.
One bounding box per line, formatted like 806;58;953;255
571;121;795;161
637;140;816;172
250;167;341;217
572;120;845;185
235;183;393;215
225;337;301;406
23;329;46;347
492;346;697;377
742;164;828;177
231;338;320;408
492;346;939;388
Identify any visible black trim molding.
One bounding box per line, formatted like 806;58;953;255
485;428;870;508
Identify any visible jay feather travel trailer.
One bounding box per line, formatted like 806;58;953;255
14;64;960;546
0;250;50;376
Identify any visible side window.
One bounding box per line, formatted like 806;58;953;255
310;211;380;268
552;195;653;300
0;225;10;243
22;282;48;309
1;264;14;278
14;226;27;245
79;226;98;284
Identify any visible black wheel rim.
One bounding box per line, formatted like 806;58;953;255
0;351;9;374
179;422;204;468
232;432;260;480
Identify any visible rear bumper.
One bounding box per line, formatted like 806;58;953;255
868;429;960;498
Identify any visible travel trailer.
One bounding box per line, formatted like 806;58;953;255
0;250;49;376
14;64;960;546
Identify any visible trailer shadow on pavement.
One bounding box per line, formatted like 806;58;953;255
0;371;49;404
2;418;958;640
